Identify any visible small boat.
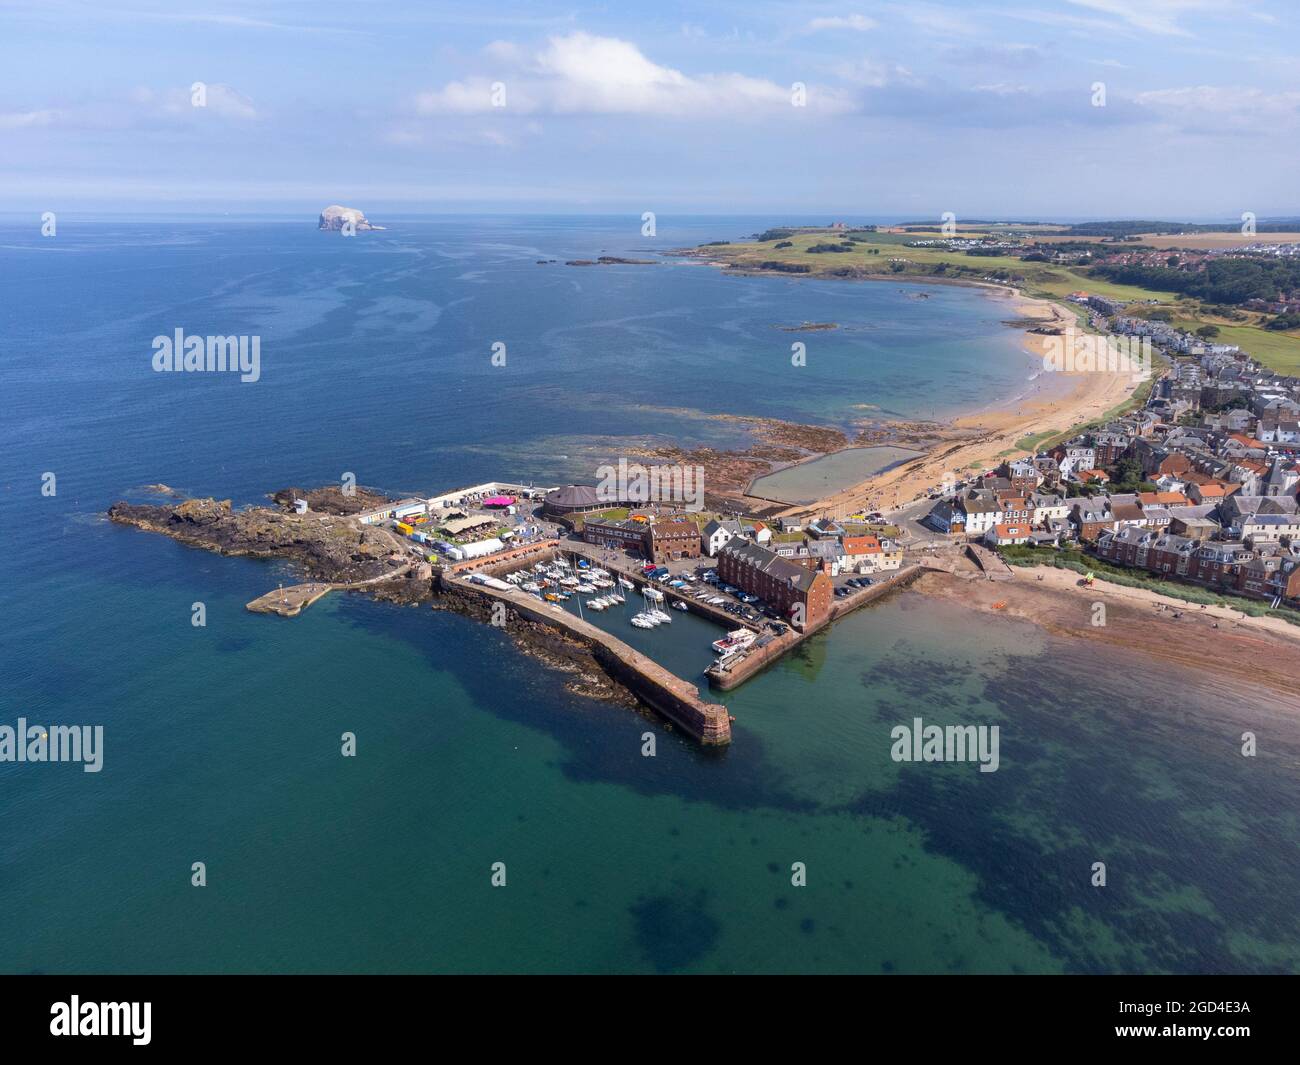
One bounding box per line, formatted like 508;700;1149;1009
591;568;610;578
587;598;607;611
522;582;541;592
576;582;596;593
544;592;561;602
650;609;672;623
672;600;689;612
712;629;756;655
560;577;579;588
630;614;656;629
642;587;664;602
618;577;634;589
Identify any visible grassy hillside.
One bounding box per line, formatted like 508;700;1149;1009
696;228;1300;373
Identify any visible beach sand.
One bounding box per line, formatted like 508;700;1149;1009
914;566;1300;698
789;289;1142;517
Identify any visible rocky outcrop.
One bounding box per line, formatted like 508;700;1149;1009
269;484;391;515
107;494;405;584
318;205;383;232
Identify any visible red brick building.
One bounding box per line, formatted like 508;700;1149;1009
647;520;701;563
717;539;832;630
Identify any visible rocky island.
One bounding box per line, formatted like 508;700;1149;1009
318;204;384;232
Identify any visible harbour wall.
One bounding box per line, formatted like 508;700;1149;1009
706;564;928;691
438;571;732;747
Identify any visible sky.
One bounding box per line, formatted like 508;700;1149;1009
1;0;1297;219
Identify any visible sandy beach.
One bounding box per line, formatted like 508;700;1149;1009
787;288;1143;518
914;566;1300;697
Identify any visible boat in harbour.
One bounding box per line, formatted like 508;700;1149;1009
712;628;756;655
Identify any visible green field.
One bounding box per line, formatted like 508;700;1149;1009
1172;318;1300;374
701;229;1300;373
706;230;1181;304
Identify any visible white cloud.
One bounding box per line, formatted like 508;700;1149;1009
806;15;877;32
1065;0;1236;37
0;109;60;129
1135;84;1300;124
415;32;851;117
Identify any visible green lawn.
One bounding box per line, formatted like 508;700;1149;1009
1171;319;1300;374
707;231;1181;306
1014;429;1060;452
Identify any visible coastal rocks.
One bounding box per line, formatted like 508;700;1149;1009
317;205;382;232
173;497;232;525
564;256;656;266
433;583;639;706
270;484;391;515
107;496;405;584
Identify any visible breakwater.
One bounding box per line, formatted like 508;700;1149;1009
438;568;732;747
706;564;928;690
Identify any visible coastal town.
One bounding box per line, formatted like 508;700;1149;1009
921;299;1300;611
108;290;1300;748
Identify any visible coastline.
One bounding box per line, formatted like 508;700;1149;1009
913;566;1300;700
673;247;1144;517
790;286;1142;517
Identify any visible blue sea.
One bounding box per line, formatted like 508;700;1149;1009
1;215;1297;973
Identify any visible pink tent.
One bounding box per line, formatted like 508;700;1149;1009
482;495;516;507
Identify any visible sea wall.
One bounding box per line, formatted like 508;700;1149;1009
438;573;732;746
707;564;928;691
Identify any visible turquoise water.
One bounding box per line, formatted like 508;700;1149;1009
2;216;1298;973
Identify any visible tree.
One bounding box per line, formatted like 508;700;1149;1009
1196;325;1220;339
